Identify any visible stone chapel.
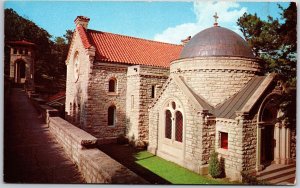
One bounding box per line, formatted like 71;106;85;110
65;16;296;181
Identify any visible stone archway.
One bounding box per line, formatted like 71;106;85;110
256;93;292;171
14;60;26;84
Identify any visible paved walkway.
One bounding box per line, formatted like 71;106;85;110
4;88;85;183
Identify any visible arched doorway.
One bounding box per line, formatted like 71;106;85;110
14;60;26;84
260;103;277;166
256;93;291;171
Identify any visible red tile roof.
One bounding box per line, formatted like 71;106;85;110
77;26;92;49
77;25;183;67
7;40;36;46
47;91;66;103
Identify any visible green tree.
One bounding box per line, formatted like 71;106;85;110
237;2;296;86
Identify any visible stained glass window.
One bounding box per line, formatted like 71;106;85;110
175;111;183;142
165;110;172;139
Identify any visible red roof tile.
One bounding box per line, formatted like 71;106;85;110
77;27;183;67
7;40;36;46
77;25;92;49
47;91;66;103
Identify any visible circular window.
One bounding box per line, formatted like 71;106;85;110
74;52;79;82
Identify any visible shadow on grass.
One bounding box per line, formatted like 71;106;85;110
98;143;171;184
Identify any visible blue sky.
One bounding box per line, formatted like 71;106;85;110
4;1;290;44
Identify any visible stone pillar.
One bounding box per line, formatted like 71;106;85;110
280;125;286;164
256;123;263;171
274;123;281;164
286;127;291;164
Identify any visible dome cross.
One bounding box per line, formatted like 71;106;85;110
213;12;219;26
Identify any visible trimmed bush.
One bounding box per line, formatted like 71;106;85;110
208;151;222;178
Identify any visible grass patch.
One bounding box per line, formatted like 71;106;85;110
134;151;237;184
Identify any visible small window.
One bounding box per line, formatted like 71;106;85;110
151;85;155;98
220;132;228;149
25;49;28;55
165;110;172;139
108;105;116;126
13;48;17;54
109;79;116;92
131;95;134;109
20;49;24;54
171;102;176;110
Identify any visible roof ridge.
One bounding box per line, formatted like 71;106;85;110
87;28;183;47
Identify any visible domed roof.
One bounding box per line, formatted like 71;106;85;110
180;26;254;59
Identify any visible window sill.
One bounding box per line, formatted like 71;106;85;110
217;148;229;156
163;138;183;149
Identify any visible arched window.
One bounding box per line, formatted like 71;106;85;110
164;101;184;142
108;78;116;92
108;105;116;126
175;111;183;142
165;110;172;139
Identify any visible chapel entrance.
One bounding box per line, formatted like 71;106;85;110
15;60;26;84
256;93;292;172
260;125;274;166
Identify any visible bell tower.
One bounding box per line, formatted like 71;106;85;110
7;40;36;89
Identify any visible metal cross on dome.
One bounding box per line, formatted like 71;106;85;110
213;12;219;26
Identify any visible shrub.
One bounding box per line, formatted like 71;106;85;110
241;172;270;185
116;134;128;144
208;151;222;178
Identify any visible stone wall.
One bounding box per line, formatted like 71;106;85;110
48;117;147;184
84;63;128;142
170;57;262;106
65;28;94;129
126;65;169;144
241;117;257;172
215;118;243;181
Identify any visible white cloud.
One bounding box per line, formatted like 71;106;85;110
153;1;247;44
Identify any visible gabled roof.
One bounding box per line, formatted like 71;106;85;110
214;76;267;119
76;25;183;67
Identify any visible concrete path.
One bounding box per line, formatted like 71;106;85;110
4;88;85;183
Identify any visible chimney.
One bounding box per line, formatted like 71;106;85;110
74;16;90;29
181;36;191;46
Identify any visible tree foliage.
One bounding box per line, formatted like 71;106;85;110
5;8;73;92
237;2;296;86
237;3;296;127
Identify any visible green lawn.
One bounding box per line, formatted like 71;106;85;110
134;151;236;184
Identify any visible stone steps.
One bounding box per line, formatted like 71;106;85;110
256;164;296;185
